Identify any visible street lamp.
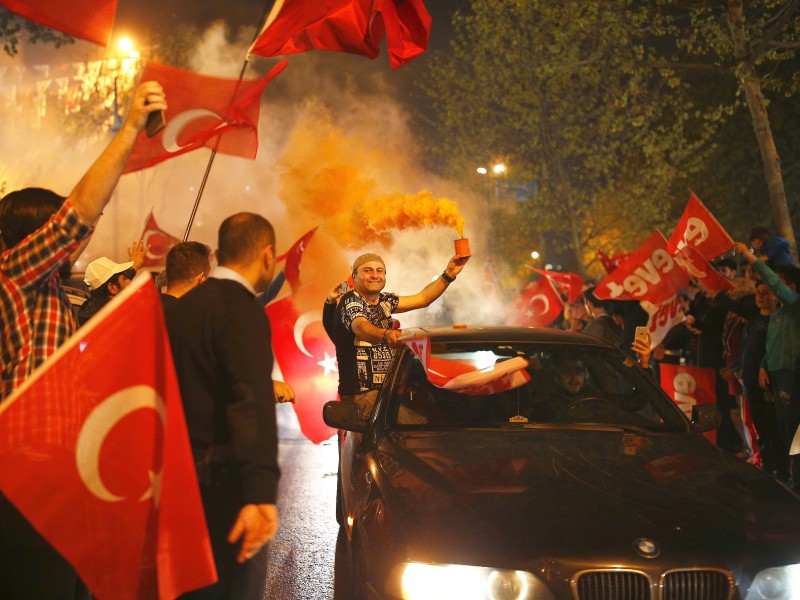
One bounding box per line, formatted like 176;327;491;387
110;37;139;132
476;163;508;205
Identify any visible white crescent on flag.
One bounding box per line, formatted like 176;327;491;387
75;385;166;503
162;109;226;153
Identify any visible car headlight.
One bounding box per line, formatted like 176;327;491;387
385;561;555;600
746;564;800;600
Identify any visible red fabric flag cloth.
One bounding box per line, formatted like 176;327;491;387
505;277;564;328
249;0;432;69
659;363;717;445
642;295;686;349
0;0;116;46
0;276;216;600
266;296;337;444
404;334;531;395
530;267;583;304
282;227;318;295
667;193;734;261
123;60;288;174
139;211;181;267
672;245;734;293
596;248;630;274
594;230;690;305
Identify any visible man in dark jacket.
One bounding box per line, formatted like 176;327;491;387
166;213;280;600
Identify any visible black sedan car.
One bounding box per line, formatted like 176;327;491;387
324;325;800;600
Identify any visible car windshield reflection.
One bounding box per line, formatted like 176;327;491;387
387;342;688;432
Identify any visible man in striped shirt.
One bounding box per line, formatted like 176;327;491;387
0;81;166;600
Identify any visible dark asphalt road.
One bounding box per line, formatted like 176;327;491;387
263;425;343;600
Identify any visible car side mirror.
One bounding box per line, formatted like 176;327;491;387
323;400;367;433
691;404;721;433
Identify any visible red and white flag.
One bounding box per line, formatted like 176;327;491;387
124;60;288;174
659;363;717;444
279;227;318;295
0;276;216;600
139;211;181;267
506;276;564;328
530;267;583;304
673;245;733;293
404;334;531;395
266;296;338;444
0;0;116;46
596;248;630;274
642;295;685;349
667;193;733;261
249;0;432;69
594;230;689;305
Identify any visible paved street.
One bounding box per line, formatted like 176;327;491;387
264;406;343;599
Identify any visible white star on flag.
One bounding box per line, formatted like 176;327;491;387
317;352;338;376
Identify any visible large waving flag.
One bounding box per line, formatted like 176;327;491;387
0;0;116;46
506;276;564;328
0;275;216;599
530;267;583;304
659;363;717;445
124;60;288;174
139;211;181;267
667;193;734;260
249;0;432;69
594;230;690;305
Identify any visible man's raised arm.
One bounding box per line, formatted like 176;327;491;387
70;81;166;225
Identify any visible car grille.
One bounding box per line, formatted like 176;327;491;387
574;569;734;600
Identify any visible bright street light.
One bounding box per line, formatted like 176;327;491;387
493;163;506;174
476;167;487;175
531;250;540;260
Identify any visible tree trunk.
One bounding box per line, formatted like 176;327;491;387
727;0;798;261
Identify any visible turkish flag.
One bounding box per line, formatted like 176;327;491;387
0;276;216;599
596;248;630;274
530;267;583;303
139;211;181;267
123;60;288;174
659;363;717;444
0;0;116;46
505;276;564;328
249;0;432;69
266;297;337;444
405;335;531;395
667;193;733;260
280;227;318;295
594;231;689;304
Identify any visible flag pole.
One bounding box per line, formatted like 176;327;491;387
182;0;277;241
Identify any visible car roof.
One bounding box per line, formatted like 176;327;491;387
402;325;616;348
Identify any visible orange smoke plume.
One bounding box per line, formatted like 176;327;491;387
324;190;465;248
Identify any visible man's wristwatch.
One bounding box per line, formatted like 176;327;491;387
441;271;456;284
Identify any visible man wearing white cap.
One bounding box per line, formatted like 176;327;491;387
77;257;136;326
330;251;469;422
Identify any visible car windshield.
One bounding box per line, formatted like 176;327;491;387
385;341;688;432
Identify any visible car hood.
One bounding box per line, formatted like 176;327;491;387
377;428;800;566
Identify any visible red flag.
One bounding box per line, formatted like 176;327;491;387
281;227;318;295
642;295;685;349
506;277;564;328
594;231;689;304
673;245;734;293
249;0;432;69
596;248;630;274
0;0;116;46
667;193;734;260
404;334;531;395
530;268;583;304
266;297;337;444
659;363;717;444
124;60;288;174
139;211;181;267
0;276;216;599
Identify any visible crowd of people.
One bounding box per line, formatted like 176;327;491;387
558;238;799;489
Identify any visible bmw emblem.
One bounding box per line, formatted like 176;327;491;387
633;538;660;558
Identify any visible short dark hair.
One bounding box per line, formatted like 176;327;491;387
748;226;770;242
165;241;211;286
714;258;737;271
0;187;65;249
217;213;274;266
